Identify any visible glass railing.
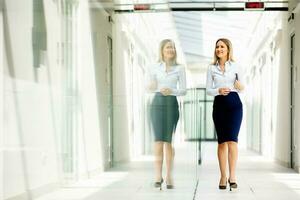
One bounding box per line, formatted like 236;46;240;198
182;88;216;164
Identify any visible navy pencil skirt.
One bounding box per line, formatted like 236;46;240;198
213;92;243;144
149;93;179;143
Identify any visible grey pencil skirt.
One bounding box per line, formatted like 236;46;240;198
149;93;179;143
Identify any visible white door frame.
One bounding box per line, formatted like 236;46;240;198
290;33;296;169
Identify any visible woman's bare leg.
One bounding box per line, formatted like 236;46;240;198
228;141;238;182
218;142;228;185
165;142;174;185
154;141;164;182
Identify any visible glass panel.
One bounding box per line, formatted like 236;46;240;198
205;101;215;140
61;0;78;178
183;88;216;141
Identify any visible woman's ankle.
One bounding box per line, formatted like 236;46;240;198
165;176;173;183
229;176;236;182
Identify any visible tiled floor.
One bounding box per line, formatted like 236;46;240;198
36;142;300;200
195;143;300;200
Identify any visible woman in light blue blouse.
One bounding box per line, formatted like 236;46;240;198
146;39;186;190
206;38;244;191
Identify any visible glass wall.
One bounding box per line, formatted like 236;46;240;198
183;88;216;142
183;88;216;165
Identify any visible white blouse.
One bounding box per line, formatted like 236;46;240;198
146;62;187;96
206;61;244;96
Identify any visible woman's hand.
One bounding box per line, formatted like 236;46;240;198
234;80;244;91
218;88;231;96
160;88;172;96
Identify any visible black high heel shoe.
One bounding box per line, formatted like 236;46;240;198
219;178;227;190
166;179;174;189
228;180;238;191
154;179;163;190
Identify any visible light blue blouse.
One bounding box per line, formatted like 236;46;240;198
206;61;244;96
147;62;187;96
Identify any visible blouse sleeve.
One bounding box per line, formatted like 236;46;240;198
206;65;219;96
145;64;157;93
236;64;245;92
172;66;187;96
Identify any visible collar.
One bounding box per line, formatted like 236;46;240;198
159;62;176;72
216;60;232;71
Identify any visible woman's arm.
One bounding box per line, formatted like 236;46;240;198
206;65;219;96
234;65;245;91
145;65;157;92
171;66;187;96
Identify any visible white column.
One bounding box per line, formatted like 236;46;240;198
0;4;4;200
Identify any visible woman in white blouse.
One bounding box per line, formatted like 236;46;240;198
206;38;244;191
147;39;186;190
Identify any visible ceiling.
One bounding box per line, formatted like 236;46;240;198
172;10;262;70
97;0;286;71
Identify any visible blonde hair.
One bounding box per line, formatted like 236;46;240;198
158;39;178;65
213;38;234;65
